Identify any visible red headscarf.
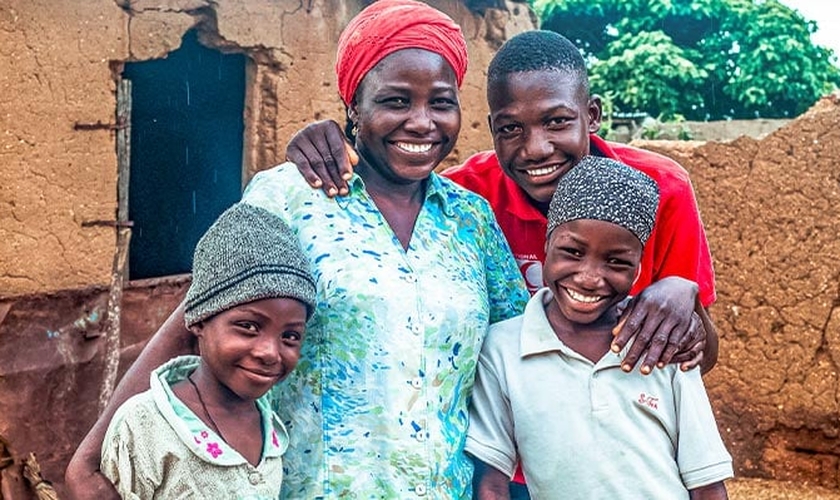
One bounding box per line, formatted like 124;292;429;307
335;0;469;106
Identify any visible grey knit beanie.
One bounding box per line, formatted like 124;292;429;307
184;203;317;327
547;156;660;245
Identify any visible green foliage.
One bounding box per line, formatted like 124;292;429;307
535;0;840;120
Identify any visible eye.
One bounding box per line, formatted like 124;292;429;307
546;116;570;128
380;96;409;108
431;97;458;110
559;246;583;258
606;257;634;269
494;123;521;137
234;321;260;335
282;330;303;343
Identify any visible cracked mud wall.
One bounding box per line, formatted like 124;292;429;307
639;94;840;488
0;1;535;496
0;0;536;299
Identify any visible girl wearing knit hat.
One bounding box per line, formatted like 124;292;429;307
467;157;732;500
99;204;316;498
67;1;527;499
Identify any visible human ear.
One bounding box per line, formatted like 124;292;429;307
587;94;603;134
189;323;205;339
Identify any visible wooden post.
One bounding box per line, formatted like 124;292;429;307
98;79;132;415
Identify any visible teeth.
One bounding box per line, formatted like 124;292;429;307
566;288;603;303
396;142;433;153
527;165;560;177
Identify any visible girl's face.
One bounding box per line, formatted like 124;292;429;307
192;297;307;402
543;219;642;327
349;48;461;186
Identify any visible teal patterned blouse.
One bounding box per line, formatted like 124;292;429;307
242;163;528;499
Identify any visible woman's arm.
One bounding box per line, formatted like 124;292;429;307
65;302;196;499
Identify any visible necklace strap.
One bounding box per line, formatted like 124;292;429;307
187;373;228;444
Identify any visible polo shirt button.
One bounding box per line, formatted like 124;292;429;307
415;431;426;442
411;324;422;335
248;471;262;485
411;377;423;389
415;484;427;496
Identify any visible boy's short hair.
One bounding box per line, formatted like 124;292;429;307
487;30;588;93
547;156;660;245
184;203;317;327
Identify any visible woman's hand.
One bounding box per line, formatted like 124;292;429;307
285;119;358;197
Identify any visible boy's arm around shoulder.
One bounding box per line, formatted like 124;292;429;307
473;459;512;500
65;302;195;499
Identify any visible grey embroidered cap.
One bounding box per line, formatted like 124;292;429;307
184;203;317;327
546;155;660;244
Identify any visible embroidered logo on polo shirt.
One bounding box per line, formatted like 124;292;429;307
637;392;659;410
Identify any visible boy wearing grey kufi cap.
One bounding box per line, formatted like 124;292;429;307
547;155;660;244
467;156;733;500
99;202;317;498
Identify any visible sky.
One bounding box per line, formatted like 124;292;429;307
778;0;840;58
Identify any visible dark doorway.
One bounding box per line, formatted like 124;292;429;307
124;30;246;279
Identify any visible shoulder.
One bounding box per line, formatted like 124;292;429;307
596;136;693;187
482;315;524;356
433;173;495;219
442;151;504;188
106;391;159;438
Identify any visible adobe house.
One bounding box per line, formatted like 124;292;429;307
2;0;840;497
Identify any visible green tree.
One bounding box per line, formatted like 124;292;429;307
532;0;840;120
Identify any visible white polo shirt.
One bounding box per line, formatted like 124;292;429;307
466;288;733;499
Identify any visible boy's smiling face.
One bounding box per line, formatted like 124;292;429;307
543;219;642;327
487;69;602;206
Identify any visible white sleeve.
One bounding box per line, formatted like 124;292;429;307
674;368;734;489
465;349;517;478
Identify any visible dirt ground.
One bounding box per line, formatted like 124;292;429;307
730;478;840;499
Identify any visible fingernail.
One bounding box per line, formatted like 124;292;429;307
342;172;353;181
622;364;632;372
339;188;349;196
327;187;337;197
641;365;651;374
610;344;621;353
312;180;323;188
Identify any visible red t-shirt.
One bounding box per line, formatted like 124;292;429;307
443;133;716;304
443;135;717;484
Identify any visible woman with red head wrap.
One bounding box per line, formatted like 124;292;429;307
334;0;468;106
64;1;526;499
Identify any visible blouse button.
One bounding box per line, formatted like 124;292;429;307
248;471;262;485
411;377;423;389
415;484;427;496
411;324;422;335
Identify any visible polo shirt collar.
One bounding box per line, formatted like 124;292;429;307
519;288;630;368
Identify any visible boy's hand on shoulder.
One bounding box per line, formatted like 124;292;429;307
611;276;703;374
285;119;358;198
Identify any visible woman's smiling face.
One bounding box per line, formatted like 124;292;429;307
349;48;461;185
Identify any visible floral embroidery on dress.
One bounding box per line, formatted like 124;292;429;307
206;441;223;458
